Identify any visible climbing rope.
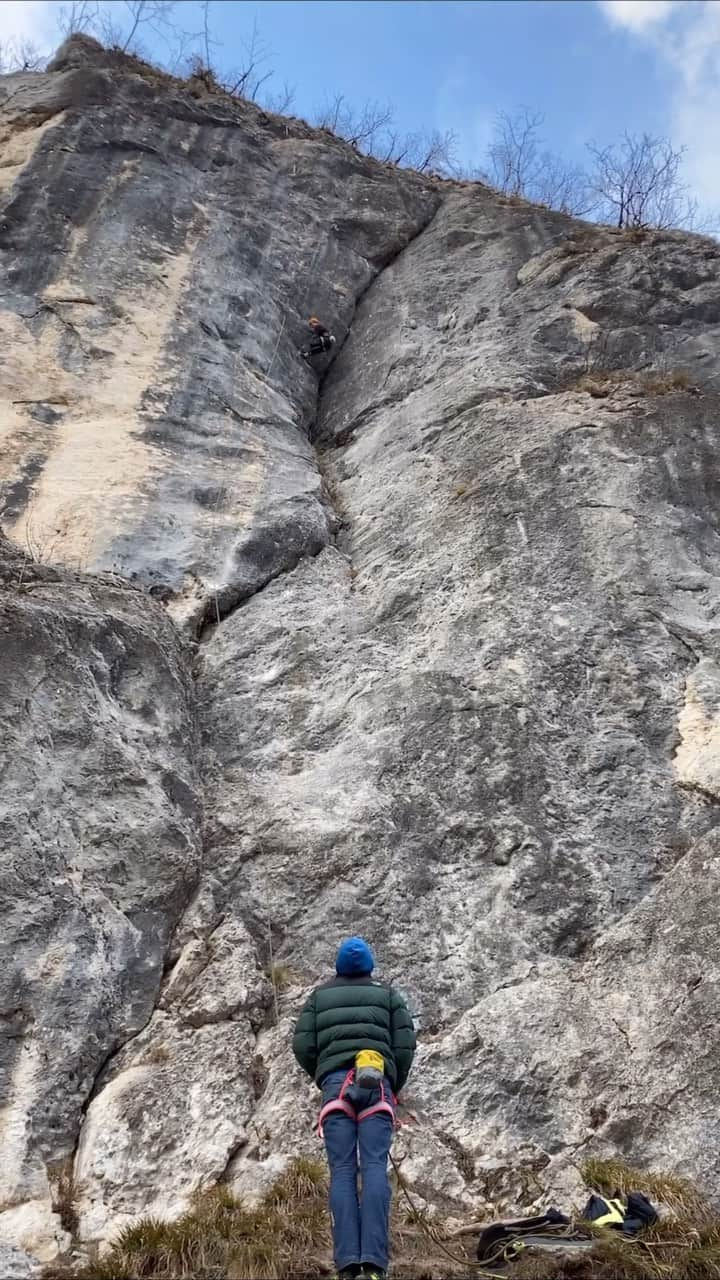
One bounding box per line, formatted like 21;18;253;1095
265;315;286;380
388;1151;507;1278
389;1151;595;1277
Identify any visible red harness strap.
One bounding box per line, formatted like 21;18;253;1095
317;1071;396;1138
317;1070;356;1137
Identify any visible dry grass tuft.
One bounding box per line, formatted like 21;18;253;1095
48;1157;79;1240
268;962;296;992
139;1044;170;1066
621;226;652;244
582;1157;709;1220
44;1154;477;1280
63;1158;330;1280
573;368;694;399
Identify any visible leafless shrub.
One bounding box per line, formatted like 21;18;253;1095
57;1;101;35
315;94;394;150
586;132;699;230
0;38;46;72
185;6;295;108
478;108;594;216
313;95;458;175
260;80;295;114
59;0;178;54
379;127;459;174
535;151;593;216
214;19;275;100
582;329;614;376
483;106;544;197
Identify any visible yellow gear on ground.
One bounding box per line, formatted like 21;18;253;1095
591;1198;625;1227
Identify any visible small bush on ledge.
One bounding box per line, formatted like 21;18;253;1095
573;368;694;398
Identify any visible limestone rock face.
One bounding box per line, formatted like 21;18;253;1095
0;44;437;632
2;35;720;1262
0;534;202;1257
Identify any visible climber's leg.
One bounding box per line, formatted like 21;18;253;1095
324;1111;361;1272
358;1109;393;1273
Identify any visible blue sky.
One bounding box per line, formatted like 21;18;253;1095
3;1;720;207
205;0;673;167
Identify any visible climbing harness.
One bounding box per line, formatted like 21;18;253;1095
317;1069;396;1138
300;324;336;359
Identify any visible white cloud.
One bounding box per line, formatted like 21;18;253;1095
597;1;677;31
0;1;59;51
663;2;720;209
598;0;720;215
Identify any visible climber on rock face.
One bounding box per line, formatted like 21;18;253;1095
292;936;416;1280
301;315;336;359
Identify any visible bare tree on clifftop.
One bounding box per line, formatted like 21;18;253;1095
59;0;179;53
479;107;594;216
587;131;699;230
0;39;45;72
314;94;459;175
477;109;710;231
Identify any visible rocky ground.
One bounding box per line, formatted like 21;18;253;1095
2;35;720;1265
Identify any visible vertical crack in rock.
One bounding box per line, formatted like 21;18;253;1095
194;195;445;642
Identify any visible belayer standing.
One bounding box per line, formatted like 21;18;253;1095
301;315;337;359
292;937;416;1280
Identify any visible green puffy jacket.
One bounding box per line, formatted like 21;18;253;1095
292;974;416;1092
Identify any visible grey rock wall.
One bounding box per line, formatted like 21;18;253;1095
0;43;437;632
0;534;202;1257
2;36;720;1262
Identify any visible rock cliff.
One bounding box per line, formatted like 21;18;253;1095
2;35;720;1263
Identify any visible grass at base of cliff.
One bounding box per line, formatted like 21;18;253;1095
52;1156;474;1280
64;1159;330;1280
44;1155;720;1280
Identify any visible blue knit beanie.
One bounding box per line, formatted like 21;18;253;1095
335;936;375;976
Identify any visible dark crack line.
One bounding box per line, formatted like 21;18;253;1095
610;1016;632;1053
196;194;447;642
195;538;327;643
312;194;445;447
676;779;720;808
644;608;701;660
578;502;638;518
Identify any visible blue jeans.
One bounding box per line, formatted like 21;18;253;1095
321;1069;396;1272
